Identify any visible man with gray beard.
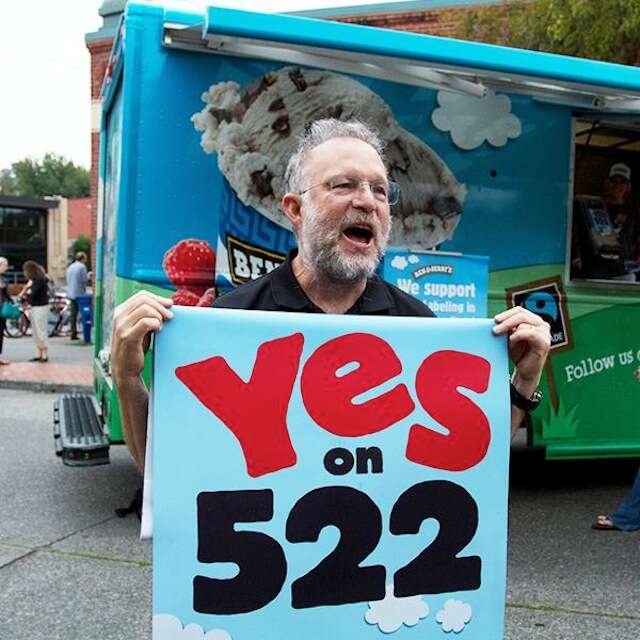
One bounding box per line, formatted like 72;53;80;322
209;120;430;317
111;118;551;470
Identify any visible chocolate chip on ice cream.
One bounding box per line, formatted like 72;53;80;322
242;73;276;110
268;97;285;112
327;104;344;119
251;168;275;199
192;66;466;247
288;68;308;91
271;115;290;135
209;108;232;124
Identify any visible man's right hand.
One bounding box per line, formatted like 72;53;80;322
111;290;174;386
110;290;174;470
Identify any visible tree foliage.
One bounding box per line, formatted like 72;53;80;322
70;234;92;270
0;153;90;199
0;168;17;195
457;0;640;65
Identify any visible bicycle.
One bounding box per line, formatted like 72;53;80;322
2;294;80;338
2;297;30;338
48;293;82;338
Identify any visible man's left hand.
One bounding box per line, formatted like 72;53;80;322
493;306;551;391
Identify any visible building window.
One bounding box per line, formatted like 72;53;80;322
0;205;47;271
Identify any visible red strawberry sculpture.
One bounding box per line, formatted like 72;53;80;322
162;239;216;298
196;288;216;307
171;288;201;306
163;239;216;306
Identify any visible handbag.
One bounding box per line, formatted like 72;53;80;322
0;300;21;320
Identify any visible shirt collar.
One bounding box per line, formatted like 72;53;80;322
270;250;314;311
271;249;395;314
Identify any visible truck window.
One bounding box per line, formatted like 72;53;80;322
569;119;640;285
99;86;123;365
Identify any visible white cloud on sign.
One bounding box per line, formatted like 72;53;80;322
408;254;420;264
432;90;522;150
390;255;408;270
153;614;232;640
364;583;429;633
435;599;473;633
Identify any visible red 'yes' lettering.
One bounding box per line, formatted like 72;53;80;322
176;334;492;475
406;350;491;471
175;333;303;478
301;333;415;437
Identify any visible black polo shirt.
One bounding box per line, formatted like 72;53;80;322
213;250;435;317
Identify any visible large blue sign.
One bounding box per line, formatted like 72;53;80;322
383;251;489;318
152;307;509;640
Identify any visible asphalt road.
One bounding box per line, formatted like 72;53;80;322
0;389;149;640
1;388;638;640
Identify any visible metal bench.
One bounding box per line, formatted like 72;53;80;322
53;394;109;466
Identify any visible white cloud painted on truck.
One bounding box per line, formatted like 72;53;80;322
432;90;522;150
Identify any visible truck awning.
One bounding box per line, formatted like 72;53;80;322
162;6;640;114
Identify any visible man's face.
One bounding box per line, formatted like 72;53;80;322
297;137;392;282
606;176;631;204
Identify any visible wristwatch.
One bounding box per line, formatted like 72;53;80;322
509;383;543;413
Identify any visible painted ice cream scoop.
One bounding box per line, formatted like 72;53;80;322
192;66;466;248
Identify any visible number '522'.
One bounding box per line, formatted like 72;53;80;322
194;480;480;614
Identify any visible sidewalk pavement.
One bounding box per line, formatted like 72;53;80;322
0;334;93;393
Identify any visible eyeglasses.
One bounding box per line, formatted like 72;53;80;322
300;175;401;205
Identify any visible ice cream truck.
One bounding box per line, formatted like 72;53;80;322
53;1;640;465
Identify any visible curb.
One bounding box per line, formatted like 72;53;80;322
0;380;93;394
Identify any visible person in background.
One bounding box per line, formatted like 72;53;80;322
593;468;640;532
604;163;640;282
66;251;88;341
20;260;50;362
0;256;11;365
593;366;640;531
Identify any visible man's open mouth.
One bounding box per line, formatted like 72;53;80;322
342;225;374;247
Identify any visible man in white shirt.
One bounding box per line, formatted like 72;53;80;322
66;251;88;340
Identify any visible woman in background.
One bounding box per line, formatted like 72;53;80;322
21;260;50;362
0;256;11;365
593;366;640;531
594;468;640;531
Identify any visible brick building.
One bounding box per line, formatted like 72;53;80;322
67;198;93;242
83;0;499;269
85;0;127;273
294;0;500;37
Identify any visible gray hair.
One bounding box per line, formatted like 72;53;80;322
284;118;386;194
0;257;8;268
